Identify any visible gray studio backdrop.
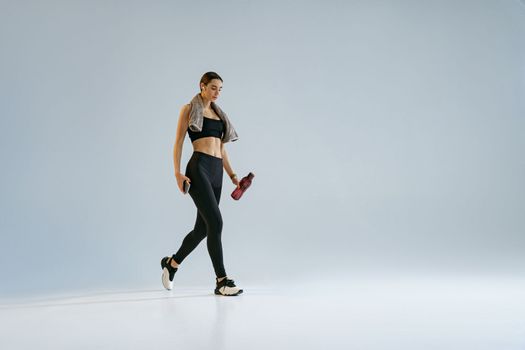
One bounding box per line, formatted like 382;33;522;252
1;0;524;297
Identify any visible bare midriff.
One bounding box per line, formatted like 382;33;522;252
192;137;222;159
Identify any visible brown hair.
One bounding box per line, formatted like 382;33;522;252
199;71;223;91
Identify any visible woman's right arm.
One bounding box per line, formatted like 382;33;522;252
173;104;191;193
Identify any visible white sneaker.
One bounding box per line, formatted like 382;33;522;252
214;277;243;296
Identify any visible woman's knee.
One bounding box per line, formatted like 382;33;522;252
207;215;223;235
214;216;223;233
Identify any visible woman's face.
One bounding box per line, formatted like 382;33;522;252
201;79;222;101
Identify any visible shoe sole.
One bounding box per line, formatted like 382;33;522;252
214;289;243;296
161;267;172;290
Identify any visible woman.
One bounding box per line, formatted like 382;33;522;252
160;72;243;296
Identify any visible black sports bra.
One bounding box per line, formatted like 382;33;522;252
187;117;224;142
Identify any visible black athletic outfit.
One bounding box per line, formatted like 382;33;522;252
172;117;227;278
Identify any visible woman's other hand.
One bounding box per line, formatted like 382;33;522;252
175;172;191;194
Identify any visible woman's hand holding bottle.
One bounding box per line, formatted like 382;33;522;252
230;173;240;189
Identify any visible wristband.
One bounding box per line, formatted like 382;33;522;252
230;173;237;180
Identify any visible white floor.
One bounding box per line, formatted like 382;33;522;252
1;276;524;350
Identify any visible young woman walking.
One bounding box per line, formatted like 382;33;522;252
160;72;243;296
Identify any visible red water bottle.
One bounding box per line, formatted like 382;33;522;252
231;172;255;200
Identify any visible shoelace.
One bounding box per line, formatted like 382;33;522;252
217;278;236;288
225;279;236;287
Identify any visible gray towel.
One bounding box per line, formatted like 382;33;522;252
188;93;239;143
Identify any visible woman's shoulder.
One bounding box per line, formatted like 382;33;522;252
180;103;191;115
179;104;191;124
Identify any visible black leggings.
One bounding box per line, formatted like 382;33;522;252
172;151;226;278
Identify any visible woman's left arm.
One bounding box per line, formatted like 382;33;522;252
221;142;240;187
